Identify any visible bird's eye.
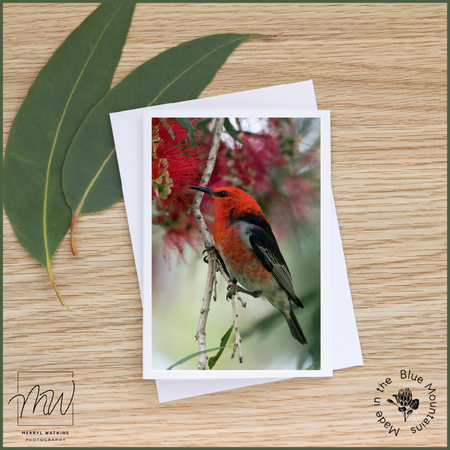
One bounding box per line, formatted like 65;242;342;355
218;190;228;198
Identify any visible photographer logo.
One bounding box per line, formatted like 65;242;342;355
8;371;75;427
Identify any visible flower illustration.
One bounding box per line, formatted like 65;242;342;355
387;388;419;421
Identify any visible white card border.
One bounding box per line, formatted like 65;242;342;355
143;109;332;379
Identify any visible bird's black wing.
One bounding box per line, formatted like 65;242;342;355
236;214;302;308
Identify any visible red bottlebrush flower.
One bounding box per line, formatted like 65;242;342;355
284;177;318;216
152;118;203;214
152;118;206;260
267;175;320;238
159;208;201;262
200;123;285;198
230;133;285;196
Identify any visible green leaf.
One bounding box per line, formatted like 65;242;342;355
167;345;232;370
176;118;197;145
224;118;244;144
197;118;213;132
62;33;265;250
3;3;136;307
208;323;234;369
160;118;175;140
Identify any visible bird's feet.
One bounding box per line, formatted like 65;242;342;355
226;284;262;300
202;246;218;264
202;246;236;283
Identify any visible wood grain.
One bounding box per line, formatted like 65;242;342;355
3;3;446;447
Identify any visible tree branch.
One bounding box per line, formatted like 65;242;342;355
195;254;216;369
217;263;246;363
217;264;247;309
230;296;243;363
190;118;224;370
190;118;247;369
187;117;225;232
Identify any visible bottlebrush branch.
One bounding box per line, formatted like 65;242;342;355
188;118;246;369
189;118;224;369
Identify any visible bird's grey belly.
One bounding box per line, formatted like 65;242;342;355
233;271;264;292
216;241;292;315
228;263;292;316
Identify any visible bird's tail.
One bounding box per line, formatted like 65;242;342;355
285;308;307;345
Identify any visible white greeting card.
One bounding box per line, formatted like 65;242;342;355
109;81;362;400
143;110;332;379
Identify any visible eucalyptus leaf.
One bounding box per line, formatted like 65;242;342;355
208;323;234;369
63;33;265;252
3;3;135;307
160;118;175;140
197;117;213;132
176;118;197;145
224;118;244;144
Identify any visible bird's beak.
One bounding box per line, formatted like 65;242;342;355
189;185;214;196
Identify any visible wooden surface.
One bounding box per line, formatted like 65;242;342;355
3;3;447;447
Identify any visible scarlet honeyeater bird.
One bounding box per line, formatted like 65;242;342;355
190;185;307;345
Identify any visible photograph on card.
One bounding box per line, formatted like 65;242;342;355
143;110;332;379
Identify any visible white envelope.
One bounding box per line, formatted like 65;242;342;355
110;81;363;402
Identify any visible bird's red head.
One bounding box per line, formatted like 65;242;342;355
190;185;268;222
